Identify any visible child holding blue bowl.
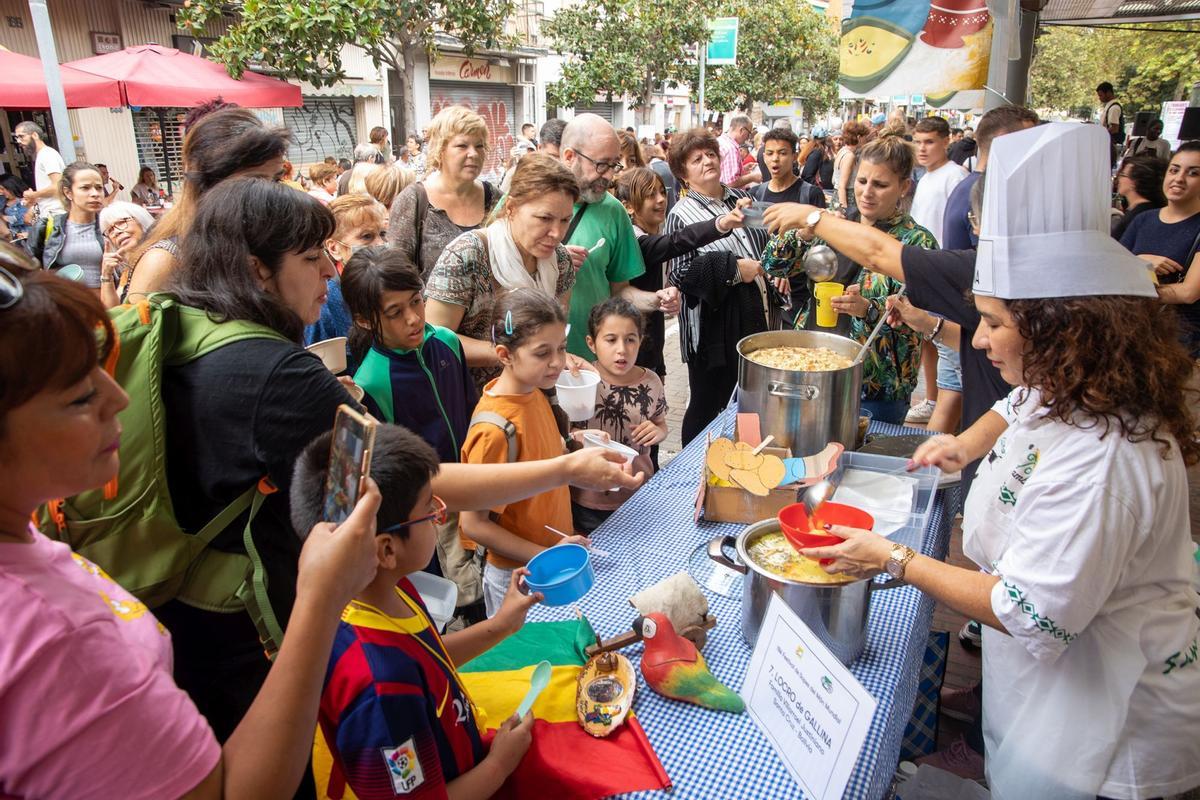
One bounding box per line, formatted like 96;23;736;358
460;289;591;616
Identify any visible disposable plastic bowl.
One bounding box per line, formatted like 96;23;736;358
307;336;348;374
525;544;594;606
778;502;875;551
555;371;602;422
582;432;638;464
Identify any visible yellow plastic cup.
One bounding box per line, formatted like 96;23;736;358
814;282;844;328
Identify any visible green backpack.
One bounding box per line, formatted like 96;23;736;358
38;295;290;658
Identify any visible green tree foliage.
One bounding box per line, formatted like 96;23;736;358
541;0;716;124
698;0;839;116
1030;23;1200;119
178;0;516;134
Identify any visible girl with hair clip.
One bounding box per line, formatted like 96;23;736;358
458;289;591;616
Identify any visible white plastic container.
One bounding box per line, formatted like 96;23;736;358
555;370;601;422
582;432;637;464
307;336;348;374
406;571;458;632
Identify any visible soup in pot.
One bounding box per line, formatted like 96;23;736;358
747;346;853;372
747;532;856;585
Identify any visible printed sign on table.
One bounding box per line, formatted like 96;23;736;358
741;594;878;800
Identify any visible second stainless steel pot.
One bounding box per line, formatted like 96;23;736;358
708;519;905;665
736;329;863;456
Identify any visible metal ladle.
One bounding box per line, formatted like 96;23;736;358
852;289;906;365
802;245;838;282
799;478;837;518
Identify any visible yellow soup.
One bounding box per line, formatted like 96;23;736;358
747;346;853;372
747;532;856;585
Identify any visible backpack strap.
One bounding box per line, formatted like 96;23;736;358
469;411;518;463
177;477;285;660
241;482;285;659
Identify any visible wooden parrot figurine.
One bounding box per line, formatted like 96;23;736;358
636;612;745;713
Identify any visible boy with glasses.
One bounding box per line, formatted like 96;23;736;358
291;424;541;800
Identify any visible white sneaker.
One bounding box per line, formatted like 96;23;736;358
905;399;937;423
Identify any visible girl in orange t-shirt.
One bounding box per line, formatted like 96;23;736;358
459;289;590;616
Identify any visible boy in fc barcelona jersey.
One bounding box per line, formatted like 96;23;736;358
291;424;542;799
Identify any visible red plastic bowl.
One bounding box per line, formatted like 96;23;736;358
778;502;875;551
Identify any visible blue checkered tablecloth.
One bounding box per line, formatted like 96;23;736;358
528;406;960;799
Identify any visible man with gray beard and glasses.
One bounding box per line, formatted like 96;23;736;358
557;114;680;358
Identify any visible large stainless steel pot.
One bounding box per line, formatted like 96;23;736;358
707;519;904;665
736;330;862;456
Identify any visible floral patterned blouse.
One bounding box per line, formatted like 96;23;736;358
761;210;937;403
425;229;575;388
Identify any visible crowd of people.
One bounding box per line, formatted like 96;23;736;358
1;90;1199;800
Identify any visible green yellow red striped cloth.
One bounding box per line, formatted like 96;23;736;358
460;617;671;799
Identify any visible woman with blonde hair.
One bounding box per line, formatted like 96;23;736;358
345;161;381;196
425;152;578;387
364;164;416;210
389;105;498;278
123;108;289;300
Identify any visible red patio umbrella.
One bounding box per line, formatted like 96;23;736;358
0;48;123;109
64;44;302;108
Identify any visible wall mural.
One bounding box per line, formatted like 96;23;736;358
285;98;358;164
838;0;992;104
431;93;515;182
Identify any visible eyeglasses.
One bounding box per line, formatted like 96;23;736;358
0;267;24;310
105;217;134;236
381;495;447;534
574;150;623;177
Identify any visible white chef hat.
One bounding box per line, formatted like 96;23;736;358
972;122;1157;299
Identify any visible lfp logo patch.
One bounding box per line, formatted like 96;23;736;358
381;739;425;794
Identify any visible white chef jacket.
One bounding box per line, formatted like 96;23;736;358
963;388;1200;800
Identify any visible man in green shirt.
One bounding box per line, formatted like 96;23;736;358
559;114;681;358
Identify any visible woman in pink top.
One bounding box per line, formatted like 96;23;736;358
0;251;382;799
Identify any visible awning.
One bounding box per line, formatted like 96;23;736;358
64;44;302;108
1042;0;1200;23
0;48;123;109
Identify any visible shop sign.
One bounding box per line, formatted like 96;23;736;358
91;31;122;55
430;56;511;84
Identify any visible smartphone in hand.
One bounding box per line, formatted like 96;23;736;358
322;404;377;525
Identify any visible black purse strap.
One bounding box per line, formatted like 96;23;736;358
565;202;590;243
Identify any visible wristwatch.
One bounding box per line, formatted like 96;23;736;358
803;208;827;237
885;543;916;580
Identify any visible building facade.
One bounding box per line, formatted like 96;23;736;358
0;0;387;197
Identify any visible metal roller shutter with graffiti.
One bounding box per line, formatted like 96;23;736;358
429;81;516;183
284;97;358;165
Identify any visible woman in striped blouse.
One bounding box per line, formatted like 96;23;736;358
664;128;779;444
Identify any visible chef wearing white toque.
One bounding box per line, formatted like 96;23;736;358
801;122;1200;800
